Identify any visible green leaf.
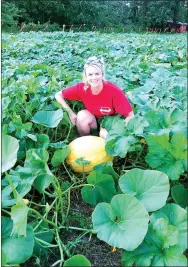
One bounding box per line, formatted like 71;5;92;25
149;218;179;249
122;216;186;267
33;173;54;194
145;132;187;180
2;250;7;266
150;203;187;251
51;147;70;167
106;136;137;158
2;216;34;265
31;109;63;128
63;255;91;266
122;242;157;267
81;171;116;205
144;109;187;137
171;185;188;208
2;135;19;173
126;114;149;136
11;195;29;237
35;134;50;149
92;194;149;251
100;115;123;131
101;165;119;180
49;141;67;149
32;222;54;257
2;168;36;208
151;245;187;266
25;148;49;174
119;169;169;212
34;76;48;86
75;157;91;166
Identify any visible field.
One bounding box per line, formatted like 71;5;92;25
2;31;188;267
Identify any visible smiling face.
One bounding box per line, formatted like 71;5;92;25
85;65;104;89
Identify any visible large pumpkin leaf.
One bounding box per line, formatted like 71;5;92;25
119;169;169;212
92;194;149;251
2;135;19;173
150;203;187;251
171;185;188;208
81;171;116;205
2;216;34;265
145;132;187;180
31;109;63;128
63;255;91;266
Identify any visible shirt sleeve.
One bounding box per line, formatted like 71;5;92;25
112;87;133;116
62;83;81;101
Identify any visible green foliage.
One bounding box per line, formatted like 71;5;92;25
51;147;70;167
63;254;91;267
31;109;63;128
2;0;187;33
92;194;149;250
145;132;187;180
2;216;35;265
122;204;187;266
81;171;116;205
2;135;19;173
11;195;29;237
2;2;19;31
171;185;188;208
119;169;169;212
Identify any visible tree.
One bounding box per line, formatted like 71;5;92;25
2;1;20;30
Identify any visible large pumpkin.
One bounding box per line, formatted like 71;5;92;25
66;136;113;173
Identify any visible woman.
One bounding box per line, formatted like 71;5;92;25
55;56;134;139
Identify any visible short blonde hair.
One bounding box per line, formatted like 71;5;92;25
82;56;106;90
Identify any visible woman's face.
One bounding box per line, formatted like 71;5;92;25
85;65;103;88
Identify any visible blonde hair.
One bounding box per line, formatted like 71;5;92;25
82;56;106;90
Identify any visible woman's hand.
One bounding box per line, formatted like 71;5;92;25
69;111;77;125
99;127;108;139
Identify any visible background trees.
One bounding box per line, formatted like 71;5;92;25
2;0;187;32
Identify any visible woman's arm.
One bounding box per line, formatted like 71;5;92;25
55;91;77;125
124;111;134;125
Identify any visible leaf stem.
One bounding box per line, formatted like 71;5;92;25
59;225;96;234
29;208;59;229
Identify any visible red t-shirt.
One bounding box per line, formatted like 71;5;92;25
61;81;133;118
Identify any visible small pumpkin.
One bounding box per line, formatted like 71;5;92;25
66;136;113;173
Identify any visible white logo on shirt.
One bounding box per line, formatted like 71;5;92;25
100;107;112;115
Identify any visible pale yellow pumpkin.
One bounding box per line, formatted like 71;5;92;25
66;136;113;173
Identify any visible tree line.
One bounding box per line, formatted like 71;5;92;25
2;0;187;32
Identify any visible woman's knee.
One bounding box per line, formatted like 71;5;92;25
77;110;94;123
76;110;97;128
